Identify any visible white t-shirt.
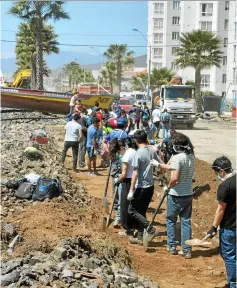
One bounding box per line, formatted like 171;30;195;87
65;120;82;142
122;148;136;178
152;109;161;123
69;95;76;107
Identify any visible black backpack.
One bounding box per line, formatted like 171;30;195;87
15;182;35;200
32;178;62;201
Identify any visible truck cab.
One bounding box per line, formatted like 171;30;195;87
160;85;196;129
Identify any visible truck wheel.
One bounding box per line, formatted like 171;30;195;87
187;123;194;129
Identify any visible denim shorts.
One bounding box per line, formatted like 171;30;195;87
86;147;96;158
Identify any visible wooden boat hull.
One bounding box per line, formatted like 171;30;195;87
0;87;116;114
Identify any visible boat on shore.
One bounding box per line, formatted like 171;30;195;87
0;86;116;114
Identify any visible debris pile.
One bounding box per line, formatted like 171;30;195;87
1;237;160;288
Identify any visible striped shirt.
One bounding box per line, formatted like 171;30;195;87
169;153;195;196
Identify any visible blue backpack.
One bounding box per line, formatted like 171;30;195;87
32;178;62;201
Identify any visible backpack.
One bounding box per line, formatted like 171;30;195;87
32;178;62;201
162;113;170;124
15;182;35;200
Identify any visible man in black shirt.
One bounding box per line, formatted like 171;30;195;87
207;156;236;288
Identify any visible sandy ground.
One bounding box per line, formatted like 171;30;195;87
175;120;236;169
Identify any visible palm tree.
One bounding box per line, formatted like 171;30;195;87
15;22;59;89
104;44;135;93
9;1;70;90
150;67;175;91
100;62;116;93
64;61;82;89
175;30;222;112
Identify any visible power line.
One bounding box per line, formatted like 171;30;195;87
1;39;237;48
0;29;236;37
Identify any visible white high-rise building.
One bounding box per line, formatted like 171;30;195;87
147;1;237;100
226;1;237;102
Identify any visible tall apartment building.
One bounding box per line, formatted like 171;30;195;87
147;0;237;100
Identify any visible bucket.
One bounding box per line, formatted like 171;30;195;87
232;107;237;118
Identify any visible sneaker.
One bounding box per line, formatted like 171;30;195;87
147;228;160;242
119;231;128;237
167;246;178;255
79;163;86;168
129;237;143;246
88;172;94;176
178;250;192;259
215;284;230;288
113;218;121;229
92;171;98;176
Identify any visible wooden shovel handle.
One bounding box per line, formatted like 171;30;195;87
201;234;211;241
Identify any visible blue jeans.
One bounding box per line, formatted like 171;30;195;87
220;228;236;287
162;123;170;138
166;195;192;253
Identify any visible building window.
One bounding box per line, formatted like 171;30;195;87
172;47;179;55
154;18;163;29
201;75;210;87
223;56;227;65
200;3;213;16
172;32;180;40
153;63;162;69
225;1;229;11
233;68;236;84
154;3;164;15
235;22;237;40
172;17;180;25
222;92;226;98
224;38;228;47
154;48;163;58
154;33;163;44
200;21;212;31
222;74;226;83
173;1;180;10
224;19;229;30
234;45;236;62
171;62;178;70
232;90;236;100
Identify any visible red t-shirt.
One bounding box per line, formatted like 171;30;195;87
96;112;103;121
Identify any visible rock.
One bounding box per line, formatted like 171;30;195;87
39;274;52;286
0;270;21;286
115;273;137;284
74;273;82;280
88;284;99;288
1;258;23;275
51;246;67;260
62;268;73;278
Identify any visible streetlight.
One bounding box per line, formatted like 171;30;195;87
132;28;152;107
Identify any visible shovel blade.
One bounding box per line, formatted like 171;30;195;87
102;197;109;213
185;238;212;247
102;217;107;232
143;229;149;252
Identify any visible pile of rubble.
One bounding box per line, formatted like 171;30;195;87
1;238;160;288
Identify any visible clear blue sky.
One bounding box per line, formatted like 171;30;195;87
1;1;148;59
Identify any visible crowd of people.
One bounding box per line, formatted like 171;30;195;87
61;93;236;288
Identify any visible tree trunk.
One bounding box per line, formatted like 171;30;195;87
109;76;113;94
116;60;122;93
195;68;202;113
30;52;36;90
35;19;44;90
69;76;72;89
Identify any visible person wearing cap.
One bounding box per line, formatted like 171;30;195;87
142;119;157;141
207;156;236;288
160;108;171;139
134;103;143;129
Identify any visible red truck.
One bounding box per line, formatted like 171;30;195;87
119;97;135;112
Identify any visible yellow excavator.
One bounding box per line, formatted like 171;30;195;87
5;69;31;88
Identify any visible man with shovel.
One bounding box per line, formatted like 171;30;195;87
207;156;236;288
128;130;162;245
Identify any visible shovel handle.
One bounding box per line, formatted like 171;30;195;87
149;190;169;228
201;234;211;242
103;160;112;198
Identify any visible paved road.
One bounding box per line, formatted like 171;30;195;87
174;119;236;169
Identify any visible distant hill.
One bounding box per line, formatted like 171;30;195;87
1;51;147;75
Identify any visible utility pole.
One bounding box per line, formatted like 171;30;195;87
133;28;152;108
90;46;103;93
